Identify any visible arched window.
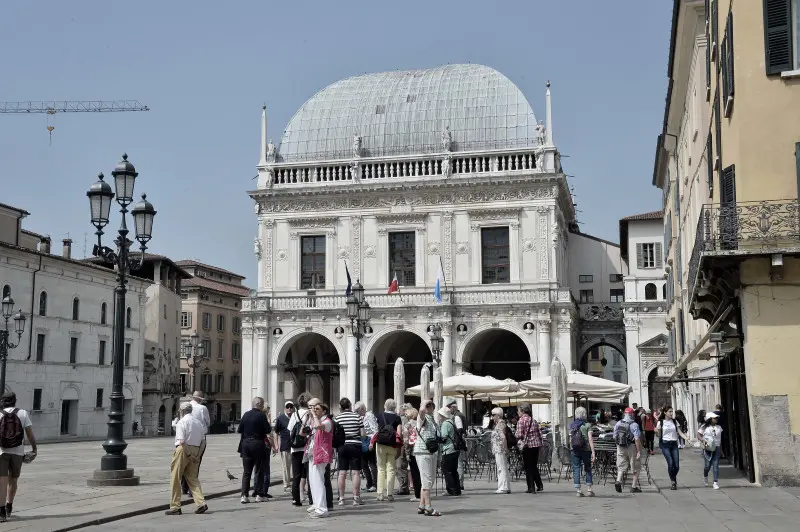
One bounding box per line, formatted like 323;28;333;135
126;307;132;328
645;283;657;301
38;291;47;316
72;297;80;320
100;302;107;325
1;285;9;299
662;284;667;300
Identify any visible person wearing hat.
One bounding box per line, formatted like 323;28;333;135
181;391;210;495
165;402;207;515
437;406;461;496
273;401;295;493
613;407;643;493
447;399;467;491
698;412;723;489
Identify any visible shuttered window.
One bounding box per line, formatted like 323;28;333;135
706;133;714;196
705;0;711;100
711;0;718;62
763;0;793;74
636;243;663;269
714;91;722;182
721;165;737;204
721;12;735;117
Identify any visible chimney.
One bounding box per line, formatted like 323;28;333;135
40;236;51;254
62;238;72;259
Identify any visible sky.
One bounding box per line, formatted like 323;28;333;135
0;0;672;286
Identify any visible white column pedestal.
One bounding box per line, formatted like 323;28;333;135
346;335;357;401
269;365;279;415
537;319;551;422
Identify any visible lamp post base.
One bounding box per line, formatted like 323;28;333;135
87;468;140;487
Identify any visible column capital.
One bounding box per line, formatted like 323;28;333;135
536;318;551;329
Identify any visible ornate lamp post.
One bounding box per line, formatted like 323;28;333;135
86;154;156;487
0;294;26;393
182;332;207;393
346;280;371;401
429;323;444;368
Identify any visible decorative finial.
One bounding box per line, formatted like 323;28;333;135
262;104;266;110
122;153;128;160
546;80;550;88
98;172;104;180
141;193;147;200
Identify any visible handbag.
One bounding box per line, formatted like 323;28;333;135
362;436;370;453
303;434;315;463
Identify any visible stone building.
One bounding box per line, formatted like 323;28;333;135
242;64;628;418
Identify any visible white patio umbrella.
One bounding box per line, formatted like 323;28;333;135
521;370;632;399
393;358;406;406
405;372;520;397
550;355;568;447
433;365;444;410
419;364;431;404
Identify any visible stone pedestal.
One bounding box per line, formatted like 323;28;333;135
87;468;140;487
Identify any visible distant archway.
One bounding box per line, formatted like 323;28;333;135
461;328;531;381
578;342;628;385
648;368;672;411
366;329;432;411
276;331;341;410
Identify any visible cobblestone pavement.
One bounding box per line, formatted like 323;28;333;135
5;435;800;531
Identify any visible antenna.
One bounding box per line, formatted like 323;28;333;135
83;233;88;259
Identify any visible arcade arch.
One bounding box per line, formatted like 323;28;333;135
366;329;432;411
275;331;342;409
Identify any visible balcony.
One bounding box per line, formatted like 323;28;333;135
688;199;800;318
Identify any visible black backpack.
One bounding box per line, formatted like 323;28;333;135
289;411;308;448
331;419;346;448
570;420;586;451
447;420;467;451
377;413;399;446
0;409;23;448
504;424;517;449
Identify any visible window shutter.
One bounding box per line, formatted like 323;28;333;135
721;165;737;204
711;0;718;61
763;0;793;75
705;0;711;99
714;92;722;181
655;243;663;268
636;243;644;269
796;142;800;197
721;36;729;105
706;133;714;195
726;12;735;99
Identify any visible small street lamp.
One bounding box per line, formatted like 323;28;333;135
86;154;156;486
346;280;371;402
0;294;27;393
429;323;443;368
182;332;208;393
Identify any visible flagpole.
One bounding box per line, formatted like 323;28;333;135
438;255;449;300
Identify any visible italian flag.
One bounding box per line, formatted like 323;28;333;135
387;273;399;295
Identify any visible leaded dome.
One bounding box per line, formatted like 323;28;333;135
276;64;540;163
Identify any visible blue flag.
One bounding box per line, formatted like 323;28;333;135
345;262;352;297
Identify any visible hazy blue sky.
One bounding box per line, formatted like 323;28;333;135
0;0;672;286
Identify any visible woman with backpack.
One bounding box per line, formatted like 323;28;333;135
438;406;461;496
698;412;723;489
413;400;441;516
489;407;512;494
569;406;596;497
370;398;402;502
656;406;690;490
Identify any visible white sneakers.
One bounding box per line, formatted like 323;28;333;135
713;482;720;490
240;496;249;504
255;495;266;503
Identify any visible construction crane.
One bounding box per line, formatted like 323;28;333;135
0;100;149;143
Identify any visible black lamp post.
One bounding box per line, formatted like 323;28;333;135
346;280;370;402
429;323;443;368
0;294;27;394
86;154;156;487
182;332;207;393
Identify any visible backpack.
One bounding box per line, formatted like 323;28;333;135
289;411;308;448
570;420;586;451
504;424;517;449
447;420;467;451
377;413;399;447
614;420;635;447
331;419;346;448
0;409;23;449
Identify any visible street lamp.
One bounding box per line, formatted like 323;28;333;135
183;333;207;393
0;294;26;393
86;154;156;486
346;280;371;401
429;323;443;368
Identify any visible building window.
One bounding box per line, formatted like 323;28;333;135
200;373;212;394
124;343;131;367
181;311;192;328
645;283;658;300
163;304;167;320
233;317;241;335
579;290;594;303
216;373;224;394
612;352;622;366
217;314;225;332
176;310;179;325
126;307;132;328
180;373;187;394
96;389;104;408
609;274;623;283
72;298;80;320
1;285;9;299
202;339;212;359
579;275;593;283
637;243;662;269
610;289;625;303
721;11;735;117
481;227;510;284
36;334;45;361
763;0;798;74
232;342;241;361
99;340;106;365
217;340;224;359
32;389;42;411
663;284;668;300
38;291;47;316
202;312;211;331
69;337;78;364
388;231;416;287
100;302;107;325
300;235;326;289
612;372;622;383
230;374;241;393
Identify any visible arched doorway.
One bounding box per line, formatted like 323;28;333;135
279;332;341;410
648;368;672;411
158;405;166;434
578;343;628;385
367;330;432;411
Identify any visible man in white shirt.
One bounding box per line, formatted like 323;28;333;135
181;391;210;494
166;402;207;515
0;393;37;522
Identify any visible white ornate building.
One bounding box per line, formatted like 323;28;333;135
242;64;628;418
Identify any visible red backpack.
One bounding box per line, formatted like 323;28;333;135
0;409;24;448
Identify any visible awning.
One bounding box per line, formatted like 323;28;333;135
668;304;734;381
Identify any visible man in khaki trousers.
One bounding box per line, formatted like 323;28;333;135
166;402;208;515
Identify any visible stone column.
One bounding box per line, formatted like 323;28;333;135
377;367;386;410
269;364;279;416
441;322;454;378
509;220;521;283
537;317;552;422
325;229;336;289
339;364;348;402
262;219;274;290
625;316;643;406
257;329;269;400
470;223;481;284
241;326;255;413
362;363;372;411
346;334;357;401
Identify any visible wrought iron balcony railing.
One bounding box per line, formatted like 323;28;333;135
688;199;800;299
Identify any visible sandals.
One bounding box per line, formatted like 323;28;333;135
424;508;441;517
417;507;426;515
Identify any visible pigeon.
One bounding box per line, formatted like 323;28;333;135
226;469;238;481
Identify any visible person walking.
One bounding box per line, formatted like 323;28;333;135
447;400;468;491
306;400;334;519
569;406;596;497
334;397;365;506
181;391;210;495
273;401;294;493
413;401;441;516
395;404;411;496
656;406;689;490
438;406;462;496
515;404;544;494
403;407;421;501
642;408;656;455
372;399;402;501
0;393;37;522
614;406;643;493
357;401;378;493
699;412;723;489
165;402;207;515
489;407;511;494
289;393;312;506
238;397;270;504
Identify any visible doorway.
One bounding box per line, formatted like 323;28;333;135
60;400;77;435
